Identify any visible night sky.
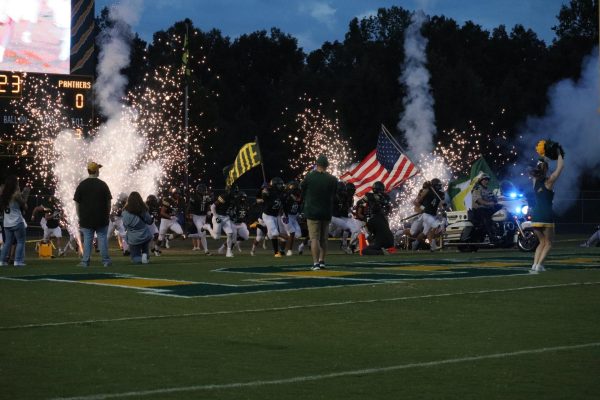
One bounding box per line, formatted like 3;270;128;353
95;0;568;51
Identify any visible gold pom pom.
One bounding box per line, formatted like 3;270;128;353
536;140;546;157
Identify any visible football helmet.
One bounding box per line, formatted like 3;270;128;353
270;177;285;191
372;181;385;194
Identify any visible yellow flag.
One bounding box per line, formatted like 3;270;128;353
224;142;262;187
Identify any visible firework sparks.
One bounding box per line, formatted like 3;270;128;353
276;95;355;178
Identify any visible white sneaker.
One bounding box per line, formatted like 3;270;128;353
298;243;304;255
165;240;170;249
286;250;293;256
58;249;65;257
262;240;267;249
236;243;242;252
192;247;199;251
342;246;353;255
218;245;225;254
250;247;255;256
580;242;589;248
530;264;537;272
141;253;149;264
226;249;234;258
536;264;546;272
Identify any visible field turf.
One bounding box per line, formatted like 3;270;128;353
0;237;599;400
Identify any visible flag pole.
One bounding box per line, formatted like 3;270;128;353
255;136;267;184
183;24;190;206
381;124;448;209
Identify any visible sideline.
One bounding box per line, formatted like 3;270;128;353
50;341;600;400
2;281;599;331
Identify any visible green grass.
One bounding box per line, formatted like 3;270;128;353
0;237;599;400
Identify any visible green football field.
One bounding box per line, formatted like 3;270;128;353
1;237;599;400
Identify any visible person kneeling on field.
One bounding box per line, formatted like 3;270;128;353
362;203;394;255
122;192;154;264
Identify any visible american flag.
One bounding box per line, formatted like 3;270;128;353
340;129;418;197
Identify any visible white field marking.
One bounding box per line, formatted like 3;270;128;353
1;281;599;331
50;341;600;400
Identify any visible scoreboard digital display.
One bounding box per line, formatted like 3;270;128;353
0;72;94;135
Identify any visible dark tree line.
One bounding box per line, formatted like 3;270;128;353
97;0;598;187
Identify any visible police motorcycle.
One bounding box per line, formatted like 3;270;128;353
444;183;538;252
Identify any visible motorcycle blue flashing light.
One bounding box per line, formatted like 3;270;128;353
521;206;529;215
509;192;517;199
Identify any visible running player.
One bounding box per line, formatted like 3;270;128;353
158;187;185;251
261;177;287;257
188;183;213;255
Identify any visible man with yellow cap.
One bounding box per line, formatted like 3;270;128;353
73;161;113;267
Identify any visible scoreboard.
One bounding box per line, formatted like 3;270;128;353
0;72;94;136
0;0;95;154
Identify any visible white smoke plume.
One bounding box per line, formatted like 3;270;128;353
516;48;599;214
52;0;165;236
96;0;143;118
397;10;437;158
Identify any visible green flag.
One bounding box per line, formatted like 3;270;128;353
224;142;262;187
448;158;499;211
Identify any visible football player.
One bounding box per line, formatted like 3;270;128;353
158;187;186;251
413;178;445;251
281;180;302;256
250;184;269;256
219;190;251;253
146;194;161;256
31;196;64;255
204;186;236;257
329;181;358;254
108;192;129;256
261;177;288;257
188;183;213;255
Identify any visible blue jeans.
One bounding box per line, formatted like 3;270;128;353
129;240;150;263
80;225;111;265
1;222;26;263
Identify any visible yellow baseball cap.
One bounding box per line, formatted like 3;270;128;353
87;161;103;173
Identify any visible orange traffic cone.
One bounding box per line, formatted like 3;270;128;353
358;233;366;256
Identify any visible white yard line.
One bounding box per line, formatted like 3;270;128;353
1;281;598;331
50;341;600;400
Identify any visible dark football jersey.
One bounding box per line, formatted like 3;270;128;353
190;193;213;215
261;188;283;216
232;201;250;224
215;193;234;216
45;206;61;229
147;200;161;221
161;196;178;217
421;189;442;216
283;193;301;216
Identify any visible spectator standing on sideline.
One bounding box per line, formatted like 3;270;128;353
300;154;338;271
73;162;112;267
122;191;154;264
0;175;30;266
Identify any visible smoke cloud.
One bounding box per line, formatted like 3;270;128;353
96;0;143;118
517;48;600;213
52;0;165;236
397;10;437;158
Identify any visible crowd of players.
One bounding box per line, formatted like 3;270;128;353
29;175;450;262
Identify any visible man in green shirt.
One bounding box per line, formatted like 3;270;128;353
300;155;338;270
